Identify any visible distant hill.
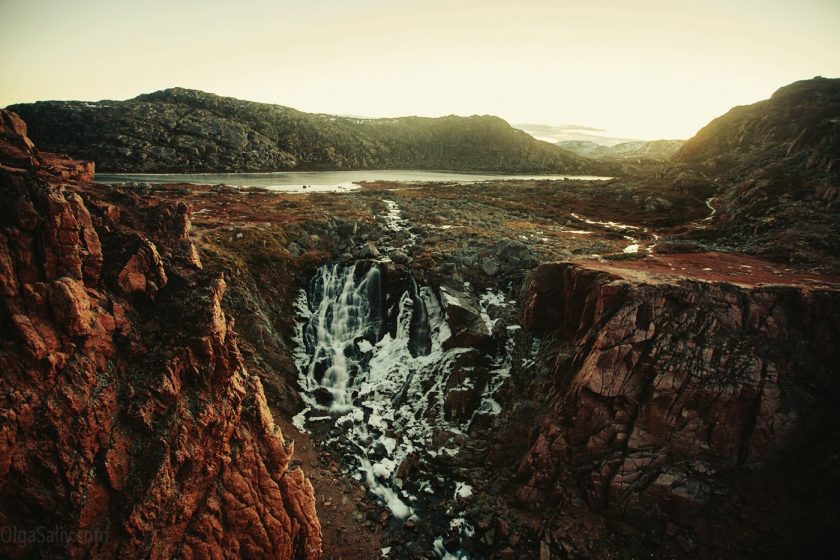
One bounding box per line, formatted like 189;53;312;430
513;123;636;146
557;139;684;161
7;88;615;175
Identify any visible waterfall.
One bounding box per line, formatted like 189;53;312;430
294;256;516;558
298;260;449;519
303;262;383;409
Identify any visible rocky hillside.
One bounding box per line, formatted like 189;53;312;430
7;88;614;175
654;77;840;266
0;110;321;559
675;77;840;177
557;139;684;161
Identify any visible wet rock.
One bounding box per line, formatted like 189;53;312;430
439;285;492;351
359;242;380;259
482;258;500;277
444;358;490;420
313;387;334;406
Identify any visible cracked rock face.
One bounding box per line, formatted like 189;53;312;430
0;110;321;559
517;262;840;518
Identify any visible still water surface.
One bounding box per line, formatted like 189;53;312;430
95;170;610;193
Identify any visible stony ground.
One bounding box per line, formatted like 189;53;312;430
99;177;840;559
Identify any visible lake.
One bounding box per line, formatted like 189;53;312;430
94;170;611;193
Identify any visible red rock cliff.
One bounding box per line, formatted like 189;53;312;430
0;110;322;559
517;262;840;524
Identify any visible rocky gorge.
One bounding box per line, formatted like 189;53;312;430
138;174;839;558
1;77;839;559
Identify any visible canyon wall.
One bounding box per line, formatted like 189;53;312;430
514;261;839;553
0;110;321;559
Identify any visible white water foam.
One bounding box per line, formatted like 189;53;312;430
293;200;517;558
569;212;652;254
381;199;418;253
296;263;467;521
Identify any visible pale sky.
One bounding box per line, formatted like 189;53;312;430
2;0;839;140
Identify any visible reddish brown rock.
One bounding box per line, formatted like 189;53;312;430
519;261;840;518
49;276;93;336
0;110;321;559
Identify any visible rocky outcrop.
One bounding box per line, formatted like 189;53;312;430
0;110;321;559
8;88;615;175
517;261;840;522
439;285;491;351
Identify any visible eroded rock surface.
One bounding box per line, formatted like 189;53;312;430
512;260;840;555
0;110;321;559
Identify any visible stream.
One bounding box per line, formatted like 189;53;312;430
293;202;516;558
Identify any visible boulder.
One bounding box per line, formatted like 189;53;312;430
481;258;500;277
390;250;409;264
439;285;492;351
359;242;380;259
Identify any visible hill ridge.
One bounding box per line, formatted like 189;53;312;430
8;88;616;175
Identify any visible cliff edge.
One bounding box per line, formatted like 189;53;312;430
512;259;840;557
0;110;322;559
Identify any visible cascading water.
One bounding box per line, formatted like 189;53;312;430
304;263;384;410
296;260;457;518
293;200;516;558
